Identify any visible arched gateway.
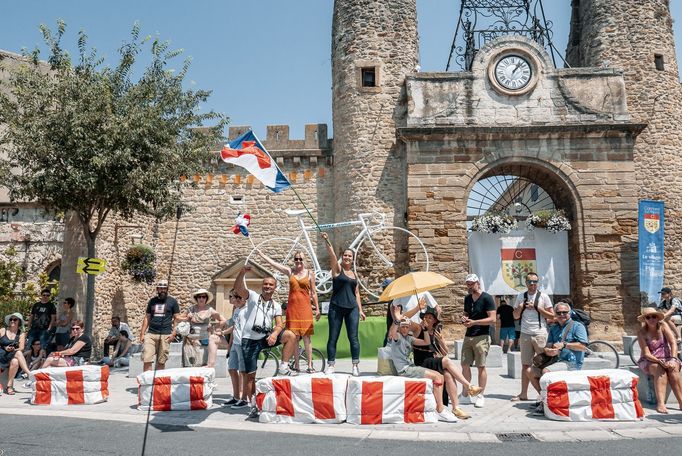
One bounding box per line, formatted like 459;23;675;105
400;36;646;341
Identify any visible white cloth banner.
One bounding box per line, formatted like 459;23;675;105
468;230;569;295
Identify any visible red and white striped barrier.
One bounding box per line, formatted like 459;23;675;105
137;367;215;411
256;374;349;424
30;365;109;406
345;376;437;425
540;369;645;421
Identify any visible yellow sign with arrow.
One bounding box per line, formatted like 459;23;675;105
76;257;107;275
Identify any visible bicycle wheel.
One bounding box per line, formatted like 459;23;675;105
256;350;280;380
629;338;642;365
296;348;326;373
353;226;430;299
247;237;312;291
585;340;620;369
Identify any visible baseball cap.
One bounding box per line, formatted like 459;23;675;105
465;273;479;283
659;287;672;294
399;318;411;327
156;280;169;288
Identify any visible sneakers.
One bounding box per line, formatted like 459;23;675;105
453;407;470;420
436;407;458;423
23;381;33;389
467;385;483;397
352;365;360;377
474;395;485;408
279;365;292;376
224;398;239;406
230;400;249;409
247;406;260;419
325;365;335;375
532;402;545;416
459;394;472;405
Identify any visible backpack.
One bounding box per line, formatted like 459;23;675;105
570;308;591;328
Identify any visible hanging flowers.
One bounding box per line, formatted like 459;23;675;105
121;244;157;284
526;209;571;234
471;212;518;234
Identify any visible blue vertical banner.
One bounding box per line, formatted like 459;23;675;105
639;200;665;306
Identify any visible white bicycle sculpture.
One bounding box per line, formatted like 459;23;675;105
245;209;430;299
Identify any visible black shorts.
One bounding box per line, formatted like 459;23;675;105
241;332;283;373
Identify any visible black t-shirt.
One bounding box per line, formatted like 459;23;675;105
145;296;180;334
464;291;496;337
412;327;436;367
497;303;515;328
67;334;92;360
30;301;57;330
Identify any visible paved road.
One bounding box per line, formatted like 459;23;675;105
0;414;679;456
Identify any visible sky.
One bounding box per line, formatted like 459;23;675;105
1;1;681;140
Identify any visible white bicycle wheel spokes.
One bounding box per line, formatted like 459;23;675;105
247;236;312;292
315;270;333;295
353;226;430;299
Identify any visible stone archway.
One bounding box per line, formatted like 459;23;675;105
465;158;585;306
211;259;274;318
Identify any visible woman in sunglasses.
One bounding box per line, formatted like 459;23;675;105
0;312;30;395
636;307;682;414
255;248;320;373
179;289;227;368
41;320;91;368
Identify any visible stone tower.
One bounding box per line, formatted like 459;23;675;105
331;0;419;236
567;0;682;294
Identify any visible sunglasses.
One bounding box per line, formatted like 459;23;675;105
9;317;19;322
556;311;570;316
196;295;208;299
645;315;659;320
229;295;243;300
293;257;303;262
41;294;51;297
527;280;539;284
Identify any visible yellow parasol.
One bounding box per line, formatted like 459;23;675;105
379;271;454;301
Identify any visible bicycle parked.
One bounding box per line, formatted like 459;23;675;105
583;339;620;369
256;344;326;380
246;209;429;299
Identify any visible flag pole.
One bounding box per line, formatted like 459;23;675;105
288;184;323;233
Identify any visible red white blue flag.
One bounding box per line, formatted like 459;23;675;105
220;130;290;193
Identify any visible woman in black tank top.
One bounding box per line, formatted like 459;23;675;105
321;232;366;376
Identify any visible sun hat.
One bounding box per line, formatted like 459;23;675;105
4;312;25;326
637;307;665;323
192;288;214;304
465;273;479;283
419;306;441;324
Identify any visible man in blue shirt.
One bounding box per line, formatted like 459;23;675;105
526;300;588;415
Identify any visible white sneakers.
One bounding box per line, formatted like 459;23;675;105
352;365;360;377
325;365;335;375
474;395;485;408
437;407;458;422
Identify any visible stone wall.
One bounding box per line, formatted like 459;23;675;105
566;0;682;318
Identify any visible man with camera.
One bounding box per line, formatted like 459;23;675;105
234;263;297;414
511;272;554;402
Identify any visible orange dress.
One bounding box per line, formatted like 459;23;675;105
286;273;314;336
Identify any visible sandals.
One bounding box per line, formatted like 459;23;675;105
6;386;16;395
306;367;316;374
511;395;530;402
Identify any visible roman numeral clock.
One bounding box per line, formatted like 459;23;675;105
487;49;540;96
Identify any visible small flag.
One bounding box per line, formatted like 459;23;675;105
220;130;290;193
232;212;251;237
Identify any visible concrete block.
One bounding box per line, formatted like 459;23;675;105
508;351;523;379
451;340;463;360
626;366;671;405
622;336;637;356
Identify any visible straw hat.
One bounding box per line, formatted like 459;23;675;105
192;288;214;304
4;312;25;326
637;307;665;323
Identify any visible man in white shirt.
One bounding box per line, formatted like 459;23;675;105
234;264;297;414
511;272;554;402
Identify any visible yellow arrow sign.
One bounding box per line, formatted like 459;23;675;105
76;257;107;275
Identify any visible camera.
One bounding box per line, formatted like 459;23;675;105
7;341;19;349
251;324;272;335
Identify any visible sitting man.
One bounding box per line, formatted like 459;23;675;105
657;287;682;342
527;300;588;415
103;316;131;359
233;264;298;416
387;317;458;422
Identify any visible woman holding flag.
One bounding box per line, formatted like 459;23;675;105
254;249;321;373
321;232;365;376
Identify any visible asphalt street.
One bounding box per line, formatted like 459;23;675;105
0;414;678;456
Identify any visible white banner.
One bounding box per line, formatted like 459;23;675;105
467;230;570;295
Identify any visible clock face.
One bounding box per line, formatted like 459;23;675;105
494;55;532;91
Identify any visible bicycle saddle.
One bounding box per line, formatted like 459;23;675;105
284;209;306;216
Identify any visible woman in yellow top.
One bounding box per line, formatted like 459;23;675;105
256;248;320;372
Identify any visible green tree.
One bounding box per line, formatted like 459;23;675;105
0;21;227;335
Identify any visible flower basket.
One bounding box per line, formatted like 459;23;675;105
526;209;571;234
121;244;157;284
470;212;518;234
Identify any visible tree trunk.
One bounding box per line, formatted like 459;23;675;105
84;233;97;336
